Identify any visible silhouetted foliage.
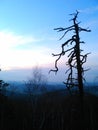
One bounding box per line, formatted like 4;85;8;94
1;90;98;130
25;67;47;94
0;79;9;94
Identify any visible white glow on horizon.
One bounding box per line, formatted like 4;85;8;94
1;49;54;70
0;30;54;70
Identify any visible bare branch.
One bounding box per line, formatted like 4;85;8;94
61;39;75;51
49;53;62;74
50;11;91;96
79;27;91;32
59;28;74;40
54;25;74;32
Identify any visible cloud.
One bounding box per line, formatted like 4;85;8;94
0;30;39;50
0;30;54;70
0;48;54;71
79;6;98;14
85;20;98;28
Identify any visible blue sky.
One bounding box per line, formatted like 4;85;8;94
0;0;98;83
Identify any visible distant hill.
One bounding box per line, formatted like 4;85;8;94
1;80;98;98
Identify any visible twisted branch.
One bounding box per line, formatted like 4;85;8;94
50;11;91;93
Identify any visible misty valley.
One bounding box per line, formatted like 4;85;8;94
1;81;98;130
0;1;98;129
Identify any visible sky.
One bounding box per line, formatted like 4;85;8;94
0;0;98;83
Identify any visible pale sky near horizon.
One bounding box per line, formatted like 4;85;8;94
0;0;98;83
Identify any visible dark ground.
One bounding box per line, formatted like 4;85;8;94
0;90;98;130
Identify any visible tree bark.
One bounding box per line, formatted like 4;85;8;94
74;22;84;98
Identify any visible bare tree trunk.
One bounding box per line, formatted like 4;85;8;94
50;10;91;129
74;22;85;129
75;23;84;98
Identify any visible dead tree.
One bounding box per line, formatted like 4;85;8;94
50;11;91;98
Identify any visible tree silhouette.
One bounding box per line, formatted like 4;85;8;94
25;67;47;94
0;79;9;95
50;11;91;98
